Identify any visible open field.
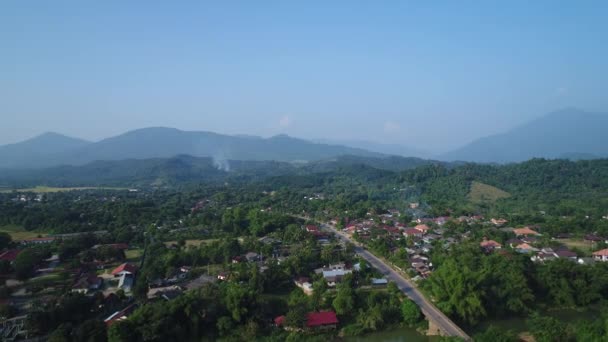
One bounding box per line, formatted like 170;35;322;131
0;224;47;240
468;181;511;203
0;186;128;193
557;238;596;253
164;239;211;248
125;248;144;262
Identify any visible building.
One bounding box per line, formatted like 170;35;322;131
403;228;423;238
491;218;508;226
414;224;431;234
513;227;540;236
72;274;103;294
593;249;608;262
294;277;313;295
371;278;388;286
111;263;138;277
306;311;339;330
480;239;502;251
21;237;55;245
0;249;21;263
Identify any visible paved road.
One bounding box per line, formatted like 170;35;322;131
321;223;471;341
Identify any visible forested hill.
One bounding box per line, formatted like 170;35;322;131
399;158;608;217
0;154;436;188
2;155;608;218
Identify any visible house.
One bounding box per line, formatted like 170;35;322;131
585;234;605;243
593;249;608;262
513;227;540;237
506;238;523;248
21;237;55;245
414;224;431;234
491;218;508;226
316;263;353;287
305;225;320;233
104;304;137;326
306;311;339;330
72;274;103;294
294;277;313;295
555;249;577;260
0;249;21;263
515;243;538;253
245;252;260;262
118;274;134;291
403;228;423;238
274;315;286;327
480;239;502;251
217;272;229;281
111;263;138;277
371;278;388;286
322;270;351;287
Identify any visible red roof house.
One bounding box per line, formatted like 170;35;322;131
305;225;319;233
593;249;608;261
480;239;502;250
0;249;21;262
513;227;540;236
306;311;339;329
414;224;431;233
111;263;138;276
274;315;286;326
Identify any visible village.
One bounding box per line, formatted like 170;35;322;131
2;199;608;340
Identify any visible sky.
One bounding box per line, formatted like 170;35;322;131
1;1;607;153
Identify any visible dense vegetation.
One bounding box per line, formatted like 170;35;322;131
1;157;608;341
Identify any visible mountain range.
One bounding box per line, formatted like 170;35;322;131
0;127;382;169
439;108;608;163
1;108;607;170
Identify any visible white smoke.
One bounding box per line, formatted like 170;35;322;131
212;152;231;172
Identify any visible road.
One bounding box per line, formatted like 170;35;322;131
320;222;471;341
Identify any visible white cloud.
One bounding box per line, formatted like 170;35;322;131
279;115;291;128
383;121;401;133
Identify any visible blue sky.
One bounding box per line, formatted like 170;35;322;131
1;1;607;152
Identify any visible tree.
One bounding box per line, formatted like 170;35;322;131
107;320;137;342
474;326;518;342
14;248;39;280
286;304;307;328
401;298;422;325
332;282;355;316
73;319;107;342
527;312;571;342
0;232;11;250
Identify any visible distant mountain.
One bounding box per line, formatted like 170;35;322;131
0;127;383;169
439;108;608;163
316;139;430;158
0;132;91;169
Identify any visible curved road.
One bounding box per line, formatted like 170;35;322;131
321;223;471;341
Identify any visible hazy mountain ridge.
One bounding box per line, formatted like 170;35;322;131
0;132;91;169
440;108;608;163
0;127;382;169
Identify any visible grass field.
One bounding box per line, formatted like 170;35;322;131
0;224;47;240
558;238;595;253
468;181;511;203
125;248;144;262
0;186;128;193
164;239;211;248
